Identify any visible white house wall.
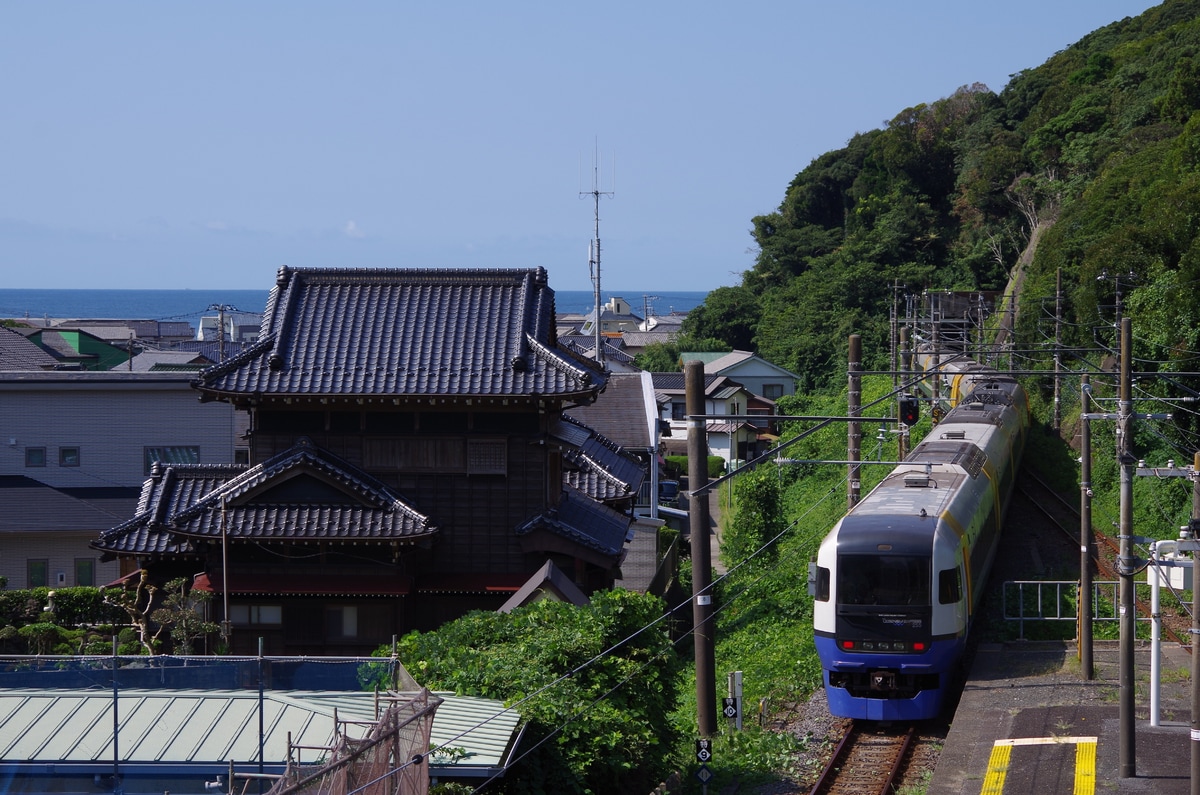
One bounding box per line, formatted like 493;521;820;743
0;372;240;589
0;373;239;488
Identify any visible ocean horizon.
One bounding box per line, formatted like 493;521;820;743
0;288;708;324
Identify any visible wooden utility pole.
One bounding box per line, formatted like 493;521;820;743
1079;373;1093;680
1191;450;1200;795
686;360;716;736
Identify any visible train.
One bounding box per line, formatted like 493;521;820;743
809;350;1030;720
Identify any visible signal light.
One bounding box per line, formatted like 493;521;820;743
899;396;920;426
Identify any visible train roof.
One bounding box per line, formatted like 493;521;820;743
836;510;941;556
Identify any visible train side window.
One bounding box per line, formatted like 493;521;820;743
809;564;830;601
938;568;962;604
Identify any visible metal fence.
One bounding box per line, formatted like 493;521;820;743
1002;580;1126;640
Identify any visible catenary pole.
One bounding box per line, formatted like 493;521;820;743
1119;317;1136;778
848;334;861;508
686;360;717;736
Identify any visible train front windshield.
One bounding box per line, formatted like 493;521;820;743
838;555;930;606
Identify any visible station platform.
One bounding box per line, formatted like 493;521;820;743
928;640;1195;794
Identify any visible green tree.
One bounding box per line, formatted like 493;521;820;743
380;590;680;794
721;466;784;572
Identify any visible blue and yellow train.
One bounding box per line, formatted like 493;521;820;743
810;352;1029;720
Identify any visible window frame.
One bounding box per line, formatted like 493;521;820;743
75;558;95;587
144;445;201;474
25;447;46;467
27;559;49;588
59;446;81;467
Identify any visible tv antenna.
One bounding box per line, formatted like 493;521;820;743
580;143;614;365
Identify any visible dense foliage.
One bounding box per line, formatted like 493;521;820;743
684;0;1200;451
376;590;682;795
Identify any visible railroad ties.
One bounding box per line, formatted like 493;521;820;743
807;721;916;795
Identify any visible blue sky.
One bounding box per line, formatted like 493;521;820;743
1;1;1161;292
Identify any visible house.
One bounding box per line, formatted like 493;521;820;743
564;370;674;591
13;326;130;370
651;372;774;468
125;349;217;372
0;371;245;589
681;349;799;401
569;295;644;339
0;326;59;371
93;266;641;655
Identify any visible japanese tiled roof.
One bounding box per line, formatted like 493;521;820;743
553;416;645;503
92;439;436;558
195;266;606;402
515;484;632;558
0;327;60;371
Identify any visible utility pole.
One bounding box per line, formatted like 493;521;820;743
1191;450;1200;795
207;303;238;363
642;295;659;330
1054;269;1063;432
1118;317;1135;778
899;326;911;459
581;146;613;366
686;360;716;736
848;335;862;508
1079;373;1094;680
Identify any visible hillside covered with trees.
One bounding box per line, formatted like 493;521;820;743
684;0;1200;452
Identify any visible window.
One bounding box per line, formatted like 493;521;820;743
144;446;200;473
27;560;48;588
763;383;784;400
59;447;80;467
25;447;46;467
938;568;962;604
811;565;830;602
671;402;686;420
467;439;507;475
75;558;95;587
230;605;283;625
326;605;358;639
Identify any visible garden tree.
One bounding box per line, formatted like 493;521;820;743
151;578;220;655
102;573;217;655
374;589;680;795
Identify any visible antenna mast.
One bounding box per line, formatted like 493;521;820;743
581;144;614;365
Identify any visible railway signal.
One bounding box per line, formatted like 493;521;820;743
899;396;920;426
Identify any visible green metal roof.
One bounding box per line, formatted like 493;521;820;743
0;688;521;779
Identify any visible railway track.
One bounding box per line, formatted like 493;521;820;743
1015;470;1190;647
804;721;916;795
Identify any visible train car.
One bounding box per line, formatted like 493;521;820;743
810;354;1029;720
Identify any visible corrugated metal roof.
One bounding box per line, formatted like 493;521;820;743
0;688;520;775
195;266;606;401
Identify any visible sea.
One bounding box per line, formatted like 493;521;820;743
0;288;708;325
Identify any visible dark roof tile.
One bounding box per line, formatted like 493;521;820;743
196;267;606;401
